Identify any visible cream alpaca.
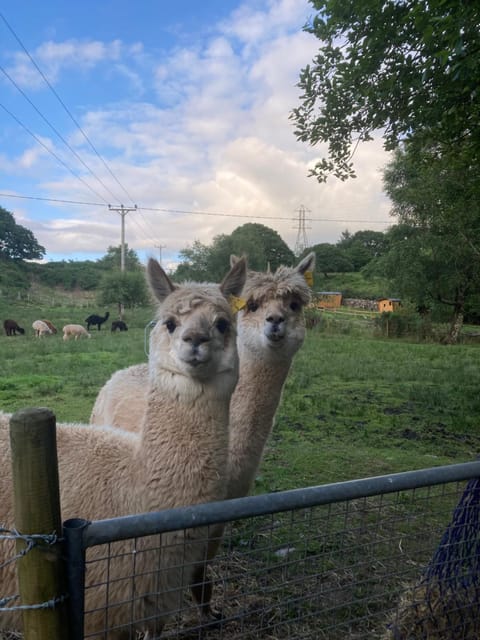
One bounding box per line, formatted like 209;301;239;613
62;324;91;340
0;257;246;638
90;252;315;616
32;319;53;337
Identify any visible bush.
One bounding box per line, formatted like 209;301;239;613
374;311;432;340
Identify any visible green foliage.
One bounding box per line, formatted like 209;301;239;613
0;259;30;293
306;242;353;276
97;271;150;309
381;143;480;341
373;310;430;340
0;206;45;261
174;223;295;281
337;230;390;270
34;260;104;290
96;245;143;271
292;1;480;181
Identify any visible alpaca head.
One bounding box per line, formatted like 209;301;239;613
147;257;247;390
233;252;315;361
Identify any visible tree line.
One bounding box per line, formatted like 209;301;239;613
2;0;480;342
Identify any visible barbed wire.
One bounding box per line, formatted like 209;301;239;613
0;526;68;612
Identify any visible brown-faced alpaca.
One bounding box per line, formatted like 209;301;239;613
0;257;246;638
89;253;315;617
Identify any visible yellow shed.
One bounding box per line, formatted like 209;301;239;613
378;298;402;313
315;291;343;309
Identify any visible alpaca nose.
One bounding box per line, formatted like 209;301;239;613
182;330;210;348
266;313;285;327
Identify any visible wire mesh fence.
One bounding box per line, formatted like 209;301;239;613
61;462;480;640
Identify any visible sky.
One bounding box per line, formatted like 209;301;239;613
0;0;393;269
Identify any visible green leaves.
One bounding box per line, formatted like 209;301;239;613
0;206;45;261
292;0;480;181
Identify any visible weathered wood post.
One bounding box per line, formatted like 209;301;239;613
10;407;69;639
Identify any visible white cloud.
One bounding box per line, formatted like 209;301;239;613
1;0;393;265
4;39;137;89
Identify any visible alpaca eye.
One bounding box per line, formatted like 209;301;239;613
247;301;259;312
216;318;229;334
290;301;301;312
164;319;176;333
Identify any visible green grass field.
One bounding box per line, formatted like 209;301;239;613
1;303;479;488
1;304;480;638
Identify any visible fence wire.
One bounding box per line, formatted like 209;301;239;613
75;476;479;639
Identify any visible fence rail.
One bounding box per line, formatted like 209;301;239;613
2;410;480;639
62;461;480;639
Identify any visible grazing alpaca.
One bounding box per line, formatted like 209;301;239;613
0;257;246;637
32;320;53;337
3;319;25;336
90;253;315;616
111;319;128;331
85;310;109;331
41;319;57;334
62;324;91;340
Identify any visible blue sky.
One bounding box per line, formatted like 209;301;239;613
0;1;391;268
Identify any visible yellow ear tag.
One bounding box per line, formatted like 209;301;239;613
229;295;247;313
304;271;314;287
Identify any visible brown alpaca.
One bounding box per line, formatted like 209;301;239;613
89;252;315;617
0;257;246;637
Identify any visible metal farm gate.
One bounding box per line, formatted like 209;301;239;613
61;461;480;640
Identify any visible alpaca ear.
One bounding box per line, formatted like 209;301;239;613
295;252;316;277
221;256;247;298
147;258;176;302
295;252;315;287
230;254;240;267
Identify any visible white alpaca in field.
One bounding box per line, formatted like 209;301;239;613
0;257;246;638
90;252;316;616
32;319;53;337
62;324;91;340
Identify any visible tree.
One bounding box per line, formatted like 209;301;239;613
291;1;480;181
381;144;480;342
0;206;45;261
307;242;353;277
97;245;143;271
174;224;295;282
337;230;390;271
97;271;150;316
174;240;213;281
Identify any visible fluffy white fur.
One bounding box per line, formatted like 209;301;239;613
32;319;53;337
90;253;316;616
62;324;91;340
0;257;246;638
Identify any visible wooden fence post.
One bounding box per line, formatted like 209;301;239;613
10;407;69;639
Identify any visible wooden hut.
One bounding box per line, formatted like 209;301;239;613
377;297;402;313
314;291;343;310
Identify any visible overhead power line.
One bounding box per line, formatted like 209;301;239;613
0;104;110;204
0;10;135;206
0;191;392;225
0;64;122;204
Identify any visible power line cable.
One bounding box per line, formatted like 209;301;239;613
0;62;123;204
0;10;135;205
0;105;110;204
0;191;391;224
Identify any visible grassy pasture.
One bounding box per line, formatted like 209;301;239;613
1;302;479;484
1;302;480;638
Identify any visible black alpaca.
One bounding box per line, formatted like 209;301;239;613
3;319;25;336
85;311;110;331
111;320;128;332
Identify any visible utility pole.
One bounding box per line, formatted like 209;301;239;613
154;244;166;266
108;204;137;320
108;204;138;271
